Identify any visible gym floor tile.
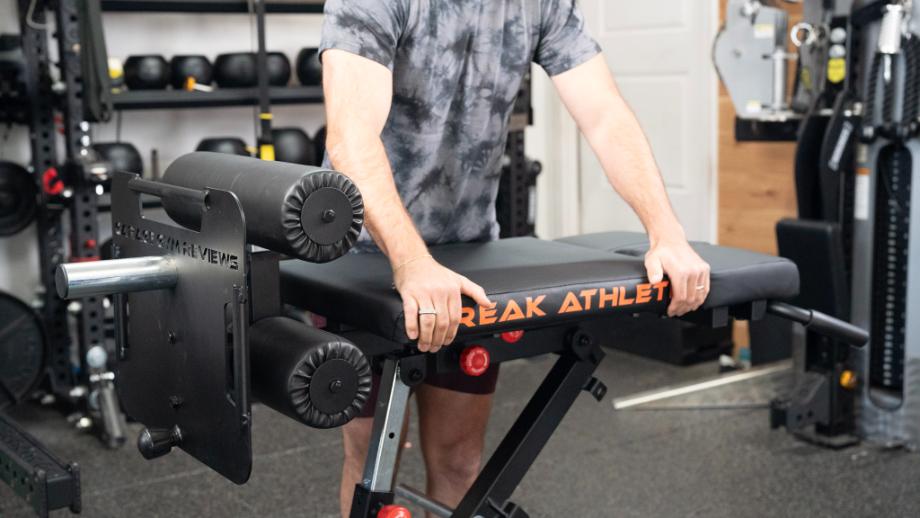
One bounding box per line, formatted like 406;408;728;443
3;350;920;517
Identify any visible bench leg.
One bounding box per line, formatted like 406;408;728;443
451;350;604;518
350;358;412;518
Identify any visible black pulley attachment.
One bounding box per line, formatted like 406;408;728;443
0;161;37;236
250;317;372;429
0;291;45;409
162;152;363;263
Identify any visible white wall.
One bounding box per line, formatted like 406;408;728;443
527;67;579;240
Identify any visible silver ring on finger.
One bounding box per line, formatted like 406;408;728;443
418;308;438;316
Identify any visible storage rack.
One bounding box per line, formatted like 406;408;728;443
0;3;87;515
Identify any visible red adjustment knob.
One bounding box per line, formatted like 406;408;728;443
460;346;490;377
378;505;411;518
42;168;65;196
500;330;525;344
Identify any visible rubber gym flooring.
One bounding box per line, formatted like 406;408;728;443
2;349;920;518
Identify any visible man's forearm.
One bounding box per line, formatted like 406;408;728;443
553;55;710;315
326;129;428;264
581;96;685;244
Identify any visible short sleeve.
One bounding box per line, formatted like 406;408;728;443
320;0;408;70
534;0;602;77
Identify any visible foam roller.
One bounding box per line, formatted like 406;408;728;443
162;152;363;263
250;317;372;429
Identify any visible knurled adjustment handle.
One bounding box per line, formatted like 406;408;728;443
137;425;183;460
460;346;490;377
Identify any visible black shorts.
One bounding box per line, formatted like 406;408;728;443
357;365;500;419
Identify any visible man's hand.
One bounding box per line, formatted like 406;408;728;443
644;238;710;317
393;257;492;353
323;50;491;351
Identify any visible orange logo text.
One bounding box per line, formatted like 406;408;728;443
459;281;669;328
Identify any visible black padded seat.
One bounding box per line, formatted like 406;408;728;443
557;232;799;309
280;233;799;344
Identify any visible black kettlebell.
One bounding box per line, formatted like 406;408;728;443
0;161;37;237
272;127;316;165
170;55;213;90
214;53;256;88
92;142;144;174
313;126;327;162
124;55;170;90
215;52;291;88
296;48;322;86
267;52;291;87
196;137;250;156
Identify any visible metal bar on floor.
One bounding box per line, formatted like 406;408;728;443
396;484;453;518
612;361;791;410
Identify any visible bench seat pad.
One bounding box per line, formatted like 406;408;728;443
280;233;799;343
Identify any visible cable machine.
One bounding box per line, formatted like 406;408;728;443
715;0;920;449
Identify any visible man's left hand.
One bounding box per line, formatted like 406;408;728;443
644;238;711;317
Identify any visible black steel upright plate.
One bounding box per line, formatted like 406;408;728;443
110;172;252;484
0;292;45;409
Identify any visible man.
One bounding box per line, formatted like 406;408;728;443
320;1;711;515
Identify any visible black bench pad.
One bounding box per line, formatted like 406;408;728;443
280;233;799;344
557;232;800;310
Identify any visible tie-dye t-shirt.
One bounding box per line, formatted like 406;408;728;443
320;0;600;248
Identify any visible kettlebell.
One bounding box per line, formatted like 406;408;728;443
196;137;250;156
215;52;291;88
214;53;256;88
170;55;213;90
92;142;144;174
124;55;170;90
272;127;316;165
313;126;327;163
267;52;291;87
296;48;322;86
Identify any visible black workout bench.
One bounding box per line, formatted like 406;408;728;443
280;231;863;518
55;153;867;518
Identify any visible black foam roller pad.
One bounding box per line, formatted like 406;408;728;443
161;152;363;263
250;317;372;429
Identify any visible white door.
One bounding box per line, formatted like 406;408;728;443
576;0;719;242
